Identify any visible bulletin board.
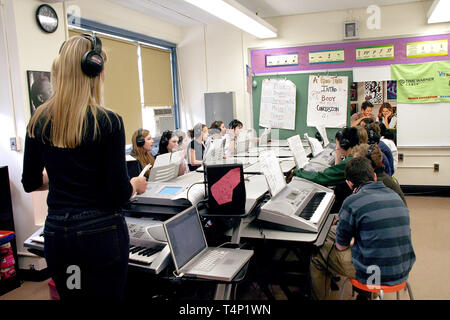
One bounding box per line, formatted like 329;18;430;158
252;70;353;142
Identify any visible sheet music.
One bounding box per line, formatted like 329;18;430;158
173;183;205;206
153;153;171;167
170;150;183;164
304;133;324;157
287;135;309;169
139;164;152;177
258;151;286;197
316;126;330;146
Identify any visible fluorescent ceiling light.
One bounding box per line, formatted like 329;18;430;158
427;0;450;24
184;0;277;39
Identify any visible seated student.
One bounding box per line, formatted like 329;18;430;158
310;157;415;300
174;129;190;175
157;130;187;176
206;120;226;149
188;123;209;171
379;123;398;172
130;128;155;178
329;125;368;212
378;102;397;129
293;127;359;186
366;122;395;176
224;119;244;155
350;101;377;127
157;130;179;155
352;143;406;205
209;120;226;139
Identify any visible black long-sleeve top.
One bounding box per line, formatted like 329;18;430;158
22;109;133;212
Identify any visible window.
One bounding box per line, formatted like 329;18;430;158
68;19;179;143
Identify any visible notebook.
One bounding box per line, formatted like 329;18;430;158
163;206;253;281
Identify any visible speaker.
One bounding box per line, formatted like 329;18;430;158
204;163;246;216
80;34;104;78
136;128;145;147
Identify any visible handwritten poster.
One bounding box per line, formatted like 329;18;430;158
307;75;348;128
259;79;296;130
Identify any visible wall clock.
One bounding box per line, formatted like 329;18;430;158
36;4;58;33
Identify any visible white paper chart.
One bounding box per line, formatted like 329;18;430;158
259;79;296;130
307;75;348;128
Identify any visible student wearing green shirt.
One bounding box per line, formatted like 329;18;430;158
293;127;360;186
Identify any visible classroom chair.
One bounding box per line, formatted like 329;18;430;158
339;277;414;300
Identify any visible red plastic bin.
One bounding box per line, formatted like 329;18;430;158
48;280;60;300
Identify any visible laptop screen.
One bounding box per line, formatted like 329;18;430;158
165;207;207;270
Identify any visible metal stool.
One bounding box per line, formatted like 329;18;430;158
339;278;414;300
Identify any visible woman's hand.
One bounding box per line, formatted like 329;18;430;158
130;176;147;196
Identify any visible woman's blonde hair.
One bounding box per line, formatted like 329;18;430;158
131;129;155;172
27;35;111;148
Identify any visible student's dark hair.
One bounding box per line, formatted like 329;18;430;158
158;130;174;154
379;122;387;137
366;122;381;144
210;120;224;130
361;101;374;110
345;157;375;188
228;119;243;129
335;127;359;150
384;130;395;142
361;118;374;126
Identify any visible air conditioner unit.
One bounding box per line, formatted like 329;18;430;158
154;107;175;134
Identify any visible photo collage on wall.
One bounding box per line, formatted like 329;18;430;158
364;81;383;104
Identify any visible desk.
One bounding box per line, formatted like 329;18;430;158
244;158;296;175
235;147;294;158
225;211;336;299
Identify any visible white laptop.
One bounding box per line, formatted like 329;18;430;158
163;206;254;281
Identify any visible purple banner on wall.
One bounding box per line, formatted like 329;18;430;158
251;33;450;74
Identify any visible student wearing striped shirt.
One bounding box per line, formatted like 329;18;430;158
310;157;415;300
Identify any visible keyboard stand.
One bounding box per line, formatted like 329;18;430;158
213;219;247;300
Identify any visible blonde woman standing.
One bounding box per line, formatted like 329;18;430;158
22;34;147;300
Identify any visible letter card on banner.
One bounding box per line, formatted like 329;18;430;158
307;75;348;128
259;79;296;130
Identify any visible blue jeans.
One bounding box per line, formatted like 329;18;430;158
44;210;129;300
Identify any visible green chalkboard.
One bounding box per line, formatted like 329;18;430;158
252;71;353;143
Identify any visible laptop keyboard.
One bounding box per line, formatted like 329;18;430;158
195;250;229;272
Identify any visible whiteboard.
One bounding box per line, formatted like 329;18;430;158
397;103;450;147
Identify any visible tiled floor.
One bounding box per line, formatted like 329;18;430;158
1;196;449;300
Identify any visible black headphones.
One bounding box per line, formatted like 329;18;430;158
136;128;145;147
367;128;380;145
336;128;351;150
80;34;104;78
